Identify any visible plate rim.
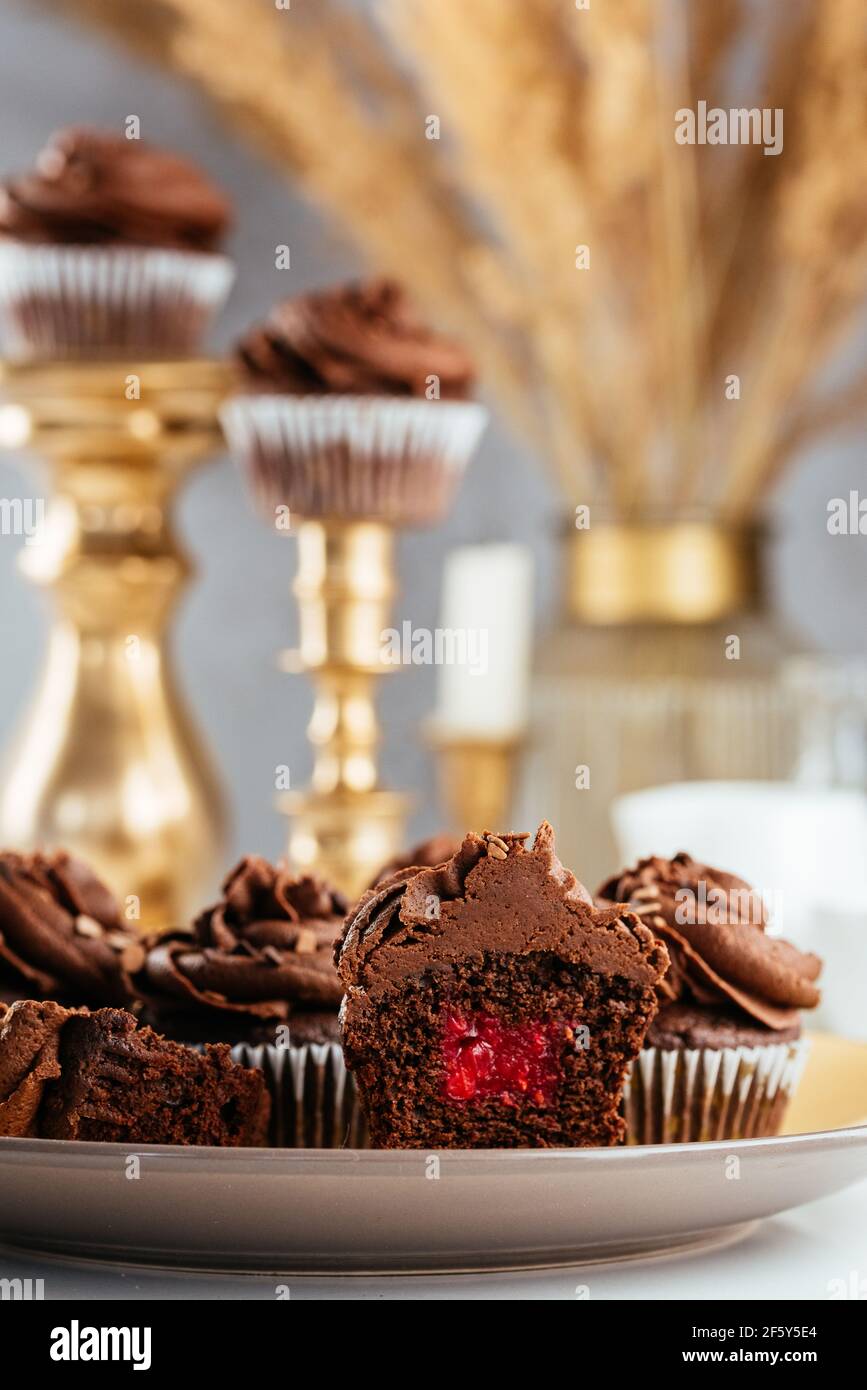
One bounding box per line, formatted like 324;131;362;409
1;1121;866;1167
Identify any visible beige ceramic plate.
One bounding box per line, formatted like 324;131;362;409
0;1033;865;1274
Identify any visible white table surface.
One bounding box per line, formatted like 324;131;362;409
4;1180;866;1300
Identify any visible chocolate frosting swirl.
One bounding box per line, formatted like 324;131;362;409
0;851;141;1008
597;853;822;1030
138;856;347;1025
236;279;476;398
337;823;669;999
0;127;231;251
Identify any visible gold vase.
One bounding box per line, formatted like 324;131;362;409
520;521;802;886
0;359;230;930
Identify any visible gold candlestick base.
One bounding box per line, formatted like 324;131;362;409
430;730;522;836
0;359;231;930
277;519;408;901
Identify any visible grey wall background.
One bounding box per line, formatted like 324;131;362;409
0;3;865;866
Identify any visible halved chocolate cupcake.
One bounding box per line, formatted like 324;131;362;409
337;823;669;1149
136;856;359;1146
0;998;268;1146
598;853;823;1142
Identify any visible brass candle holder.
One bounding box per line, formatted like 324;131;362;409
277;518;408;902
0;358;230;930
220;385;488;901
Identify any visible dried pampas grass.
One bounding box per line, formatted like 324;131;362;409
50;0;867;520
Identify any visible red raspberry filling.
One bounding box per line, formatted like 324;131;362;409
442;1010;573;1106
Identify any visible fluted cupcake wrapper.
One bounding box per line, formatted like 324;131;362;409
230;1041;366;1149
0;242;234;358
621;1039;809;1145
221;393;488;527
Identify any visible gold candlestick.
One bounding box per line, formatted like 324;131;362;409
221;385;488;901
0;358;230;930
277;519;407;901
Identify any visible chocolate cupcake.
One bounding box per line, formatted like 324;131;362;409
221;279;487;526
597;853;823;1143
0;849;142;1010
136;856;361;1146
0;127;233;358
337;824;669;1149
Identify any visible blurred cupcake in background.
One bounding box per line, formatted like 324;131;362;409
598;853;823;1143
0;127;233;358
368;832;462;889
135;855;362;1147
0;849;142;1010
221;278;487;526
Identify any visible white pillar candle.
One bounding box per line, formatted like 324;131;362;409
433;543;533;738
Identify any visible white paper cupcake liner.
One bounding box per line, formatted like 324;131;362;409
228;1041;366;1149
622;1039;809;1144
0;242;234;358
221;393;488;526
